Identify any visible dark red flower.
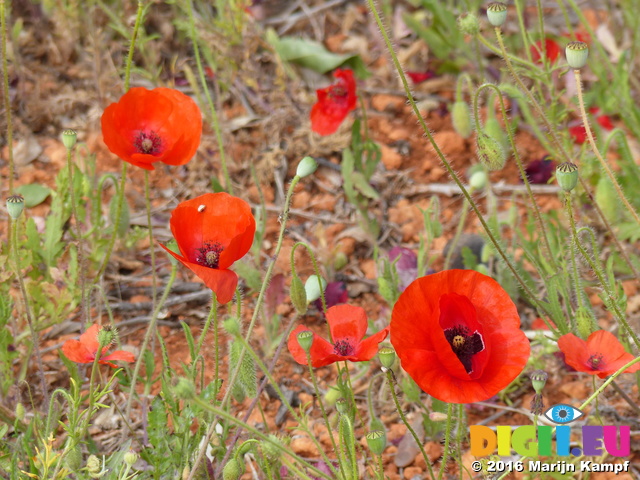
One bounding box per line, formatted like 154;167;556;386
390;270;530;403
557;330;640;379
313;281;348;312
525;155;555;184
310;69;357;136
62;324;135;368
288;304;389;368
101;87;202;170
406;70;435;84
569;125;587;144
160;193;256;304
531;38;561;64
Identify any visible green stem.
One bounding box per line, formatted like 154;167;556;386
437;403;454;480
1;0;14;194
144;170;157;314
376;453;385;480
195;292;218;388
123;1;144;92
186;0;233;194
573;69;640;226
385;370;435;479
564;193;587;322
366;0;552;318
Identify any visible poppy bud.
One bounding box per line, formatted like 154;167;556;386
486;2;507;27
290;274;307;314
261;434;282;462
429;411;449;422
530;370;548;394
172;377;196;400
304;275;326;303
566;41;589;69
556;162;579;192
366;430;387;455
61;129;78;150
451;101;473;139
378;347;395;369
476;131;506;171
457;12;480;36
296;156;318;178
324;386;341;405
484;116;509;158
237;440;255;456
333;251;348;271
297;330;314;353
223;317;241;337
335;397;349;415
222;458;243;480
6;194;25;220
66;444;82;471
15;402;25;421
469;169;489;192
595;176;620;223
124;451;138;467
97;326;116;349
575;306;596;340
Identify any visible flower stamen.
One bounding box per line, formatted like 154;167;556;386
333;339;355;357
134;131;162;155
587;353;604;370
195;241;224;269
444;325;485;374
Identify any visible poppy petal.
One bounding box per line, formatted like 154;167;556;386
353;326;389;361
79;324;101;352
287;325;336;367
62;339;95;363
326;304;368;343
102;350;136;364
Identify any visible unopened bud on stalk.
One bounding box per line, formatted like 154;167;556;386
223;317;241;337
124;451;138;467
366;430;387;455
575;307;595;339
469;169;489;192
451;101;473;139
6;195;25;220
61;129;78;150
457;12;480;36
297;330;314;353
290;274;307;314
378;347;395;369
97;326;115;349
487;2;507;27
222;458;243;480
556;162;579;192
260;435;282;462
530;370;548;394
296;156;318;178
566;41;589;69
304;275;326;303
476;131;506;171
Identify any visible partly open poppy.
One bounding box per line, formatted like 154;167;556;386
310;68;357;136
530;38;561;64
101;87;202;170
62;324;135;368
557;330;640;379
160;193;255;304
288;304;389;368
390;270;530;404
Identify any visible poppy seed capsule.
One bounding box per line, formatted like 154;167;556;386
530;370;548;394
451;101;473;138
476;131;506;171
378;347;395;369
297;330;314;353
290;274;307;314
566;41;589;69
486;2;507;27
366;430;387;455
556;162;579;192
61;129;77;150
6;194;25;220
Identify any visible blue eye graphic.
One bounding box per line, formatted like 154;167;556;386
544;404;584;424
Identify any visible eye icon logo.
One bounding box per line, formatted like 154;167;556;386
544;404;584;424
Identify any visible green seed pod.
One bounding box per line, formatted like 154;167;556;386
595;176;620;223
297;330;314;353
304;275;326;303
222;458;243;480
61;129;78;150
487;2;507;27
483;117;509;157
476;131;506;171
566;41;589;69
290;274;307;314
378;347;395;369
451;101;473;139
296;156;318;178
369;416;385;432
172;377;196;400
556;162;579;192
6;194;25;220
529;370;548;394
109;195;130;238
457;12;480;36
65;444;82;471
366;430;387;455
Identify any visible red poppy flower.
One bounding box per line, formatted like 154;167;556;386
406;70;435;84
160;193;256;304
310;68;357;136
101;87;202;171
531;38;561;64
288;304;389;368
557;330;640;379
390;270;530;404
569;124;587;144
62;324;135;368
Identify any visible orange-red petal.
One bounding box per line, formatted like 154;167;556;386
62;339;95;363
310;69;357;136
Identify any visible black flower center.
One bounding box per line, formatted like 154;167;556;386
333;339;355;357
134;131;162;154
329;85;347;99
587;353;604;370
195;242;224;269
443;325;485;374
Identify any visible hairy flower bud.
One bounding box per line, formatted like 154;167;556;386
457;12;480;36
290;274;307;314
487;2;507;27
222;458;243;480
172;377;196;400
451;101;473;138
304;275;326;303
296;156;318;178
566;41;589;69
556;162;579;192
476;131;506;171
